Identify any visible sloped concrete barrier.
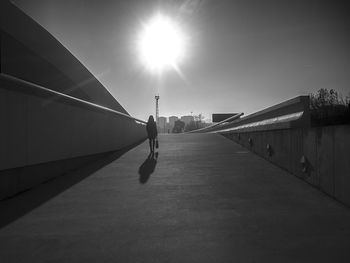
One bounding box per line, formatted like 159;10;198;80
0;1;147;199
217;97;350;206
0;74;147;199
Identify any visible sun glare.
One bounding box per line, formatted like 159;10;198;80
137;14;186;74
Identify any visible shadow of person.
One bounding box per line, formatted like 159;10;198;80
138;152;158;184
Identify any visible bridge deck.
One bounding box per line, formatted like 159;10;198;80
1;133;350;262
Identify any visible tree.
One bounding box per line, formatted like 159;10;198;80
184;121;197;132
184;114;206;132
309;88;350;126
172;120;185;133
310;88;342;110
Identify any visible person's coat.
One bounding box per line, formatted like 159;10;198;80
146;121;158;139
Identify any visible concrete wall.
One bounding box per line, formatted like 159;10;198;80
196;96;310;134
0;75;147;199
224;96;310;130
0;76;147;171
0;0;127;113
221;126;350;206
0;1;147;199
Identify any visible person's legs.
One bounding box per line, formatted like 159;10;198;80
151;138;155;152
148;139;153;152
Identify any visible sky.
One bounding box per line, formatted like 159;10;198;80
13;0;350;122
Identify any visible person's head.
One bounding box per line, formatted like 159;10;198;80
148;115;154;123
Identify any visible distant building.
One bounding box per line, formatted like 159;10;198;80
158;116;167;133
169;116;178;127
165;123;171;133
168;116;178;133
180;115;194;126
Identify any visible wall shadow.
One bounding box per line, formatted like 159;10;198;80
0;140;145;229
139;152;158;184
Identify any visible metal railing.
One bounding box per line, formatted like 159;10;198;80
0;73;147;124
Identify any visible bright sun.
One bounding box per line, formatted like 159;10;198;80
137;14;186;73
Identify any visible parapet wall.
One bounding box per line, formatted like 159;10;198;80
222;126;350;206
0;0;126;112
0;74;147;172
217;97;350;206
0;1;147;199
218;96;310;133
0;72;147;200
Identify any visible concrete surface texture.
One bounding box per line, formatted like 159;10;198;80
221;125;350;207
1;133;350;263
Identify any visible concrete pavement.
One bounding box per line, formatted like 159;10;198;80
1;133;350;262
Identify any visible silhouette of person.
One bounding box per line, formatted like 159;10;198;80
146;115;158;153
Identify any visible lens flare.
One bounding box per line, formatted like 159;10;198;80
137;14;186;73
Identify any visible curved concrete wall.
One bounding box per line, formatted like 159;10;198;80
215;96;350;206
218;96;310;133
0;74;147;199
0;1;147;199
0;0;126;112
0;75;147;171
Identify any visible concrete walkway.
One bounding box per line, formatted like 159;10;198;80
1;133;350;263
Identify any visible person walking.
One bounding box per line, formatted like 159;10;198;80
146;115;158;153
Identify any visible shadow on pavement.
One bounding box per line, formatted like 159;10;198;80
139;152;158;184
0;141;145;229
